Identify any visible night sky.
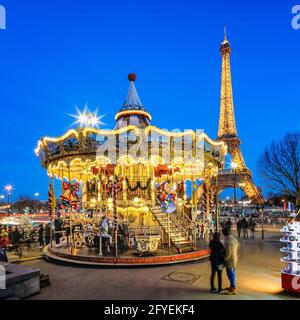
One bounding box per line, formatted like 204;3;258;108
0;0;299;201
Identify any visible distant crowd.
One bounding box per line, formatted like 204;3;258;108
221;217;257;240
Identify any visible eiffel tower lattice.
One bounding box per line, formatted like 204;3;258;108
213;29;263;204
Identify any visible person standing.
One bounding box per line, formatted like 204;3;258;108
221;219;227;232
100;216;112;255
209;232;225;293
9;226;21;247
38;224;44;248
204;225;211;249
54;215;63;247
200;222;205;240
236;219;242;239
249;218;256;240
8;226;22;257
241;218;249;240
44;222;51;246
225;218;233;233
223;228;239;295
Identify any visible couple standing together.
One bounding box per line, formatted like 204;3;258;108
209;228;239;295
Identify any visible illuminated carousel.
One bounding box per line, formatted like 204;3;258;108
36;74;227;266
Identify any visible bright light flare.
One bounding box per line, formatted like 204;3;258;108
70;106;89;127
88;110;106;129
231;161;238;170
5;185;13;193
69;106;106;129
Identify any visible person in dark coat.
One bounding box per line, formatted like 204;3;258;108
209;232;225;293
65;221;75;248
221;220;227;232
225;219;233;232
54;216;63;246
44;223;51;245
241;218;249;240
249;218;256;239
8;226;21;246
236;219;242;239
38;224;44;247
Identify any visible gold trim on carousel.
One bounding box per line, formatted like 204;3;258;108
35;124;227;156
115;110;152;121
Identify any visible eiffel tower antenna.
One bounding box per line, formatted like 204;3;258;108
224;25;227;41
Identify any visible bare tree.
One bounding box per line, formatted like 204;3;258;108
258;132;300;206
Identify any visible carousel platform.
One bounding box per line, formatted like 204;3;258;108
43;245;209;267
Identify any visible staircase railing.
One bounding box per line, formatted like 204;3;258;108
176;208;193;227
149;207;179;251
149;206;193;253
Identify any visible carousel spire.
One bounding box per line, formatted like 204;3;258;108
115;74;152;129
123;73;143;110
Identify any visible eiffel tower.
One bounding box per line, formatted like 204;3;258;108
214;28;263;204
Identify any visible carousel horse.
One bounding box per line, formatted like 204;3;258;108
73;226;84;248
83;223;96;247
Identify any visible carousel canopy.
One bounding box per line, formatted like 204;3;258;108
35;74;227;181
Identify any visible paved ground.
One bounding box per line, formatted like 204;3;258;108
22;229;299;300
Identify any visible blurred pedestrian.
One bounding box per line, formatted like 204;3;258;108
54;215;63;247
38;224;44;247
8;226;21;247
249;218;256;240
236;219;242;239
241;218;249;240
200;221;205;239
204;226;211;248
44;222;51;246
225;218;233;233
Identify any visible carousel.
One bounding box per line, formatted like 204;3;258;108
35;74;227;266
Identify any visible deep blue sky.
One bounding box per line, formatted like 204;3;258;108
0;0;299;201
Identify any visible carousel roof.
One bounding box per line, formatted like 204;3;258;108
115;74;151;129
35;73;227;178
122;73;144;111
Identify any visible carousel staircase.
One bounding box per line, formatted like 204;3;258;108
150;207;194;253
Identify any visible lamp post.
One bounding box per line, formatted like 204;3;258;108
231;162;238;223
34;192;40;213
5;185;13;213
0;195;4;207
